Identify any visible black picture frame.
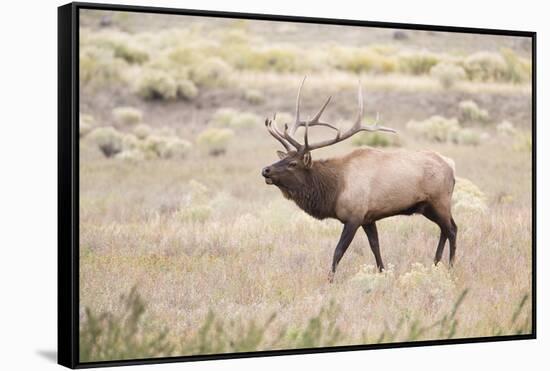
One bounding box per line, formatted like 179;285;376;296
58;2;537;369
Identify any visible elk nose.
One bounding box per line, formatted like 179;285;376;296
262;167;271;177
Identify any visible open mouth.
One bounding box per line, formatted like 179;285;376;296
265;177;273;185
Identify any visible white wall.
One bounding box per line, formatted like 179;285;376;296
0;0;545;370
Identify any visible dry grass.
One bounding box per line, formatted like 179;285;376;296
78;10;533;363
79;128;532;360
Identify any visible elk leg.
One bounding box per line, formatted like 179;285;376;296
362;223;385;272
423;205;453;266
433;230;448;266
449;217;458;266
328;222;359;282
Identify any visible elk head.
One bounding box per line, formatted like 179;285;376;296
262;77;396;190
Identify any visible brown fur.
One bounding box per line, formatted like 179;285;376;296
262;147;457;281
282;159;343;220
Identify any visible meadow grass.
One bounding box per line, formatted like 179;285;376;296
79;127;532;361
78;11;533;362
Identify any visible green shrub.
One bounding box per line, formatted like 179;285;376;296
230;112;261;129
513;131;532;152
197;128;234;156
80;287;173;362
80;287;342;359
83;30;149;65
283;302;343;348
135;69;178;100
167;46;203;66
142;135;167;155
80;286;529;360
79;46;128;88
112;106;143;125
238;45;308;72
89;127;124;157
142;135;192;159
243;89;265;105
451;128;481;146
332;47;397;74
112;43;149;64
158;138;193;159
501;48;531;83
351;131;400;147
458;100;489;123
180;310;278;354
115;149;147;162
177;79;199;100
453;177;487;213
134;67;198;101
430;62;466;89
79;114;95;138
399;51;440;75
211;109;260;129
221;28;253;45
496;121;517;136
210;108;238;127
146;53;191;81
398;263;456;307
407;115;483;146
406;116;460;142
351;264;394;292
133;123;152;139
463;51;507;82
190;57;233;87
121;133;140;150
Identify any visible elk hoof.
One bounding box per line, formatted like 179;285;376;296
327;271;335;283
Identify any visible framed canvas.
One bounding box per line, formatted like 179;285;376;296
58;2;536;368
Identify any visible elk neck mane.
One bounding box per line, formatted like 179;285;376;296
280;158;343;220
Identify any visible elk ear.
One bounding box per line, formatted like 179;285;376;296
277;150;288;160
303;152;312;168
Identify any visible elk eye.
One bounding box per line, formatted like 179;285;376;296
288;161;297;168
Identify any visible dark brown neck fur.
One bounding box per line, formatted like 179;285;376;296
280;160;341;220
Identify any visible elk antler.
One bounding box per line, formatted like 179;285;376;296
265;78;396;153
302;82;396;152
265;116;293;152
288;77;340;135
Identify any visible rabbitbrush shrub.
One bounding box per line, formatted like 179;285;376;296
399;51;440;75
112;106;143;125
452;177;487;213
190;57;233;87
197;128;235;156
211;108;261;129
463;51;507;82
500;48;532;83
351;132;400;147
430;62;466;89
79;114;95;137
496;121;517;136
458;100;489;123
89;126;124;157
406;116;460;143
135;69;178;100
243;89;265;105
133;123;152;139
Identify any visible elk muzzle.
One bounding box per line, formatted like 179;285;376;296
262;166;274;184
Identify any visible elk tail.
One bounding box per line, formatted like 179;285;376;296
441;155;456;190
443;156;455;175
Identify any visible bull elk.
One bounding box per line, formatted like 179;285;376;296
262;78;457;282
